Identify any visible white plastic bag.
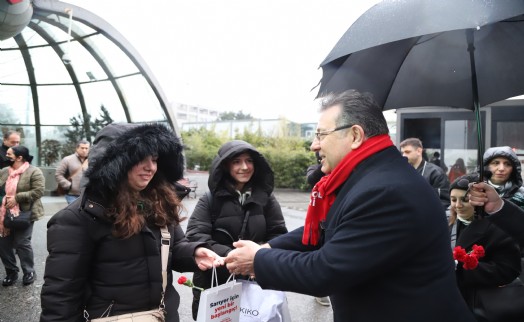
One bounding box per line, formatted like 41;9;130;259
239;280;291;322
196;268;242;322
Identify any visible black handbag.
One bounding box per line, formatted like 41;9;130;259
3;204;32;230
473;277;524;321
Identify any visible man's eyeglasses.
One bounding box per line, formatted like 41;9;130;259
313;124;353;141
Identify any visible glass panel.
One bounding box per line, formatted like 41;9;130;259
0;43;29;84
118;75;166;122
0;85;34;124
89;35;140;76
496;122;524;151
81;81;128;122
32;46;73;84
30;18;70;45
444;120;478;174
38;85;82;125
65;36;109;82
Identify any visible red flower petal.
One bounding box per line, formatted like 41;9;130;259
178;276;187;284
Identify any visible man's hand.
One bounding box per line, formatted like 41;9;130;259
468;182;504;214
224;240;263;277
194;247;224;271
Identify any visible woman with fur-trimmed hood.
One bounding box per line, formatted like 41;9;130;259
40;123;222;322
186;140;288;320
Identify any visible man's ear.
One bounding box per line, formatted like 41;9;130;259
350;125;365;149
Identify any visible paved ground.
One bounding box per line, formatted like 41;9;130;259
0;172;333;322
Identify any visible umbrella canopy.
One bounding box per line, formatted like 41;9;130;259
317;0;524;182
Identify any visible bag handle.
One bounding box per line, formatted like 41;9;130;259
210;266;235;289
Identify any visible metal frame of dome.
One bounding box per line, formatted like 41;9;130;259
2;0;178;152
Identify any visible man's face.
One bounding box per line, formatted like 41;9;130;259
76;143;90;158
488;157;513;185
3;133;20;148
310;105;353;174
400;144;422;167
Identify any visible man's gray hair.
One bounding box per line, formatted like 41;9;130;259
319;90;389;138
76;139;90;148
3;130;21;140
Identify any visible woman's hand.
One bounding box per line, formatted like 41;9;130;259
194;247;225;270
4;197;16;209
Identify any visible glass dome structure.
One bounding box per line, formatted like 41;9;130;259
0;0;177;165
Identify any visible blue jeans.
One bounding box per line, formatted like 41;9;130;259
0;221;35;274
65;194;79;204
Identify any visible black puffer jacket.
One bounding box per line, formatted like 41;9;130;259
40;124;206;322
185;140;287;304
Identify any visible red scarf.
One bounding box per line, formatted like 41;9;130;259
302;134;393;245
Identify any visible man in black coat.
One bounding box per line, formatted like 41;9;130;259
0;130;21;169
225;90;475;322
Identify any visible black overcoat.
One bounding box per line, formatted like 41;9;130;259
254;146;476;322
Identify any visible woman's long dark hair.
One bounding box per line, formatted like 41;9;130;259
111;175;184;239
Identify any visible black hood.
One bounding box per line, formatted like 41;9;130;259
208;140;273;194
85;123;184;197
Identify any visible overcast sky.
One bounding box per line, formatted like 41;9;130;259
66;0;381;122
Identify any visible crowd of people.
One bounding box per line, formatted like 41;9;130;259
0;89;522;322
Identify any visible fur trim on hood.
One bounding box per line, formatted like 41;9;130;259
85;123;184;196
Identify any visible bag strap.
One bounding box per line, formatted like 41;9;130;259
159;226;170;310
238;210;251;240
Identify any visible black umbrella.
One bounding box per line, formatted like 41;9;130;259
317;0;524;182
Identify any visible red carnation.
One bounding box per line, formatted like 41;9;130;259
471;244;485;258
177;275;203;291
453;246;467;262
453;245;485;270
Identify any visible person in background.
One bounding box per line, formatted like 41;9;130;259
186;140;287;320
224;89;476;322
400;137;451;210
483;145;524;281
305;151;330;307
483;146;524;209
0;130;21;204
430;151;448;173
0;130;21;169
448;158;467;183
0;146;45;287
448;174;521;320
55;139;90;204
40;123;222;322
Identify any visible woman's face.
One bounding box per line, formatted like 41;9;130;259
5;148;19;166
127;156;158;191
228;152;254;189
488;157;513;185
450;189;474;221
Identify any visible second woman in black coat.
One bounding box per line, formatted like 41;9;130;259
449;174;521;321
186;140;288;320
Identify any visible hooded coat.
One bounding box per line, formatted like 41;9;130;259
483;146;524;208
40;123;206;322
185;140;287;318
